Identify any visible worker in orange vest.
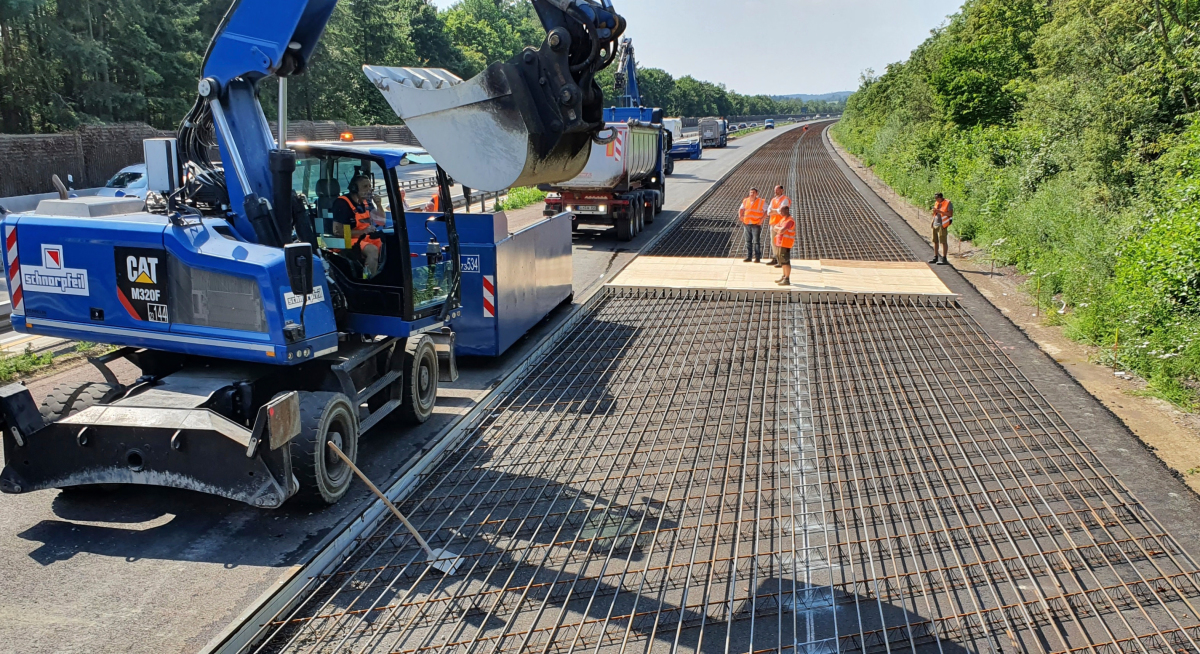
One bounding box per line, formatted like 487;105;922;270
774;205;796;286
333;175;385;277
765;184;791;266
930;192;953;266
424;192;441;213
738;187;767;262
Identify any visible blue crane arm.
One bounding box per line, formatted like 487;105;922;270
613;37;640;108
187;0;337;244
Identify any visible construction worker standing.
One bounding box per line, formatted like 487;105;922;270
774;206;796;286
930;192;953;266
765;184;791;266
738;187;767;262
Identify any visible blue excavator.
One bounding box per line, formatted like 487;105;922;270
0;0;625;508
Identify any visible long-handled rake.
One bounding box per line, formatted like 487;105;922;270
327;442;462;575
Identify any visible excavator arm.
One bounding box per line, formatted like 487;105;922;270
179;0;625;245
366;0;626;192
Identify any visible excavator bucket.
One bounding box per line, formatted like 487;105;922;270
364;0;626;192
365;65;593;192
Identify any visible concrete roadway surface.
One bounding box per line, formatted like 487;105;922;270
0;126;797;654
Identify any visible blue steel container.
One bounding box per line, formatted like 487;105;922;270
407;211;572;357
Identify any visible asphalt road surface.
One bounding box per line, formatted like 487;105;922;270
0;126;796;654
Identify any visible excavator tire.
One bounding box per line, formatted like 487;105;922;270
40;382;123;423
398;336;438;425
43;381;124;495
291;392;359;506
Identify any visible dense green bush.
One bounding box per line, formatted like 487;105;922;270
834;0;1200;406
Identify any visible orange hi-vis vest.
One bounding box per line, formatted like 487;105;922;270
775;217;796;249
768;195;792;226
933;198;954;228
741;197;766;225
341;196;381;249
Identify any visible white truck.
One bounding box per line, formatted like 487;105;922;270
542;119;668;241
698;117;728;148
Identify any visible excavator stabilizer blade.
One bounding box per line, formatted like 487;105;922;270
364;64;592;193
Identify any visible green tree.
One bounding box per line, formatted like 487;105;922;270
928;0;1048;127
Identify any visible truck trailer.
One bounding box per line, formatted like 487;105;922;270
699;117;728;148
664;118;701;162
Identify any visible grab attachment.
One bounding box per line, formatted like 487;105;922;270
363;0;625;192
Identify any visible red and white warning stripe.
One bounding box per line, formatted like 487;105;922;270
613;130;623;162
482;275;496;318
5;225;22;315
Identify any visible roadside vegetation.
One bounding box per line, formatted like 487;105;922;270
0;341;114;383
0;347;55;383
833;0;1200;407
495;187;546;212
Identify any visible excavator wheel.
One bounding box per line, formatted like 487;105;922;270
398;336;439;425
291;392;359;506
40;381;123;423
43;381;125;495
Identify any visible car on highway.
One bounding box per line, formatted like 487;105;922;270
96;163;149;199
765;119;775;129
738;123;748;130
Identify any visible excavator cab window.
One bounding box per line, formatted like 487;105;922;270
293;155;392;281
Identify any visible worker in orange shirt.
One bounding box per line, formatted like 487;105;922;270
738;187;767;262
333;175;385;277
765;184;791;266
930;192;953;266
774;206;796;286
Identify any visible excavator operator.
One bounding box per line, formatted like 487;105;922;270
333;174;386;277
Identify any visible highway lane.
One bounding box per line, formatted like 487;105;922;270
0;126;798;654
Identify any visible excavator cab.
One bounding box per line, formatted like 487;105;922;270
289;142;454;324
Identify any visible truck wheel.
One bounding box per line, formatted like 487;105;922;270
398;336;438;425
636;197;647;232
615;216;634;242
291;392;359;506
40;381;123;423
644;196;655;225
665;158;675;176
655;188;665;215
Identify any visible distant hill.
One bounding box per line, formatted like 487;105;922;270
771;91;854;102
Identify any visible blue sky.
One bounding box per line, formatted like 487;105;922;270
428;0;965;95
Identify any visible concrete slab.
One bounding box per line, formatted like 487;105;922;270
607;256;956;298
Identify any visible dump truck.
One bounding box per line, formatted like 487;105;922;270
542;37;669;241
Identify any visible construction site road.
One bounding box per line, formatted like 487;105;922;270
242;124;1200;654
0;125;805;654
